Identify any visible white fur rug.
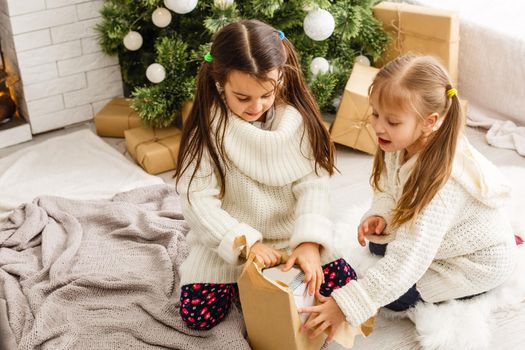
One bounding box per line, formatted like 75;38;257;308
333;165;525;350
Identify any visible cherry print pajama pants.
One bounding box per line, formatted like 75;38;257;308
180;258;356;330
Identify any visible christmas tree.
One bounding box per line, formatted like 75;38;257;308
97;0;388;128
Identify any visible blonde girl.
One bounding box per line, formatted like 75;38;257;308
300;55;517;341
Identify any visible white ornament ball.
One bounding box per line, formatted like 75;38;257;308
303;9;335;41
164;0;198;14
332;96;341;110
152;8;172;28
146;63;166;84
123;31;143;51
214;0;234;10
354;55;371;66
310;57;330;76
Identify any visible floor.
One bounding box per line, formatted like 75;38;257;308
1;121;524;349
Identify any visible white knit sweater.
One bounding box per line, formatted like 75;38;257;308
177;104;334;286
332;137;518;327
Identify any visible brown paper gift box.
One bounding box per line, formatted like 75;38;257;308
180;100;193;127
124;126;182;175
94;97;142;137
331;63;379;155
373;1;460;85
238;254;375;350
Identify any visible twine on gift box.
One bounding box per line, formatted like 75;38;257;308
348;112;376;149
133;129;179;168
331;109;376;151
126;111;136;129
389;4;459;54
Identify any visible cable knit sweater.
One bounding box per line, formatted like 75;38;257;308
332;136;518;327
177;104;334;286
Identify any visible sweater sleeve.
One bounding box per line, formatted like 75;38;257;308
331;180;465;326
289;169;333;250
177;153;263;265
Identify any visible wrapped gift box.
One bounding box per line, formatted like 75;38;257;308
373;1;460;85
94;97;142;137
322;119;332;132
180;101;193;127
124;126;182;175
331;63;379;155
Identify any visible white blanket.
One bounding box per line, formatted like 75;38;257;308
467;111;525;157
0;129;163;221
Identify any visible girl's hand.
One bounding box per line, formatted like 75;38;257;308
298;292;346;343
357;216;386;247
282;242;323;296
250;241;282;268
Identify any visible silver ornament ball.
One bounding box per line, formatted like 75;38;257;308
146;63;166;84
310;57;330;76
164;0;198;14
152;7;172;28
303;9;335;41
123;31;143;51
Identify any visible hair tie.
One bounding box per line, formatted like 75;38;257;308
204;52;213;62
446;87;457;98
277;30;285;40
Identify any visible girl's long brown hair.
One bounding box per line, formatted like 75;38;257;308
175;19;335;197
370;55;464;227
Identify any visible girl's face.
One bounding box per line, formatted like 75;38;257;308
370;102;437;159
223;69;279;122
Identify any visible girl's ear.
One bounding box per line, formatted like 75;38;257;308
423;112;440;133
277;70;284;86
215;81;223;93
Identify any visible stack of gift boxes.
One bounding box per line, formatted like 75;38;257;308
94;97;191;174
331;1;468;155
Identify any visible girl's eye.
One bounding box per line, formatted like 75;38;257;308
388;121;400;126
371;112;379;118
237;94;272;103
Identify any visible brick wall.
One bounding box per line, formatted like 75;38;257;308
1;0;123;134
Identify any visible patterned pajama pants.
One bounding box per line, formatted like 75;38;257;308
180;258;356;330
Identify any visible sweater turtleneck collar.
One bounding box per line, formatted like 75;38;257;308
212;104;315;186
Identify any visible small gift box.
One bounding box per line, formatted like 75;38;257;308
94;97;142;137
124;126;182;175
331;63;379;155
373;1;460;85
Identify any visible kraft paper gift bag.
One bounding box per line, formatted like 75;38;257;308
238;253;375;350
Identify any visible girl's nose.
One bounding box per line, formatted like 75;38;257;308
370;116;384;134
249;99;263;113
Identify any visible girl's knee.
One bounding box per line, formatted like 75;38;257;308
179;283;237;330
369;242;387;256
320;258;357;296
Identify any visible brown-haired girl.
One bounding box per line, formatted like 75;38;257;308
175;19;356;331
300;55;517;339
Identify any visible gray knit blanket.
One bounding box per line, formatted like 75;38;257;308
0;185;249;350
